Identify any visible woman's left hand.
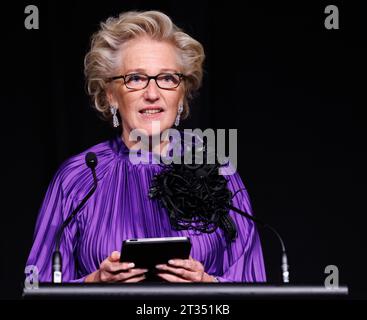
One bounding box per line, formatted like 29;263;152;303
155;256;216;282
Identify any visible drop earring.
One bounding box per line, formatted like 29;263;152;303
175;104;184;127
110;106;119;128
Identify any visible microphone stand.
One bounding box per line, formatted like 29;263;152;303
52;152;98;283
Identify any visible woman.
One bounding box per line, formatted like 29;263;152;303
26;11;266;283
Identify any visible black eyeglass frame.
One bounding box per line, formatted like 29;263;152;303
108;72;185;90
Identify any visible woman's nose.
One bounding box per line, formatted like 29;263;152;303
143;80;160;101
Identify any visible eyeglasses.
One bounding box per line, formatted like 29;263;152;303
109;72;185;90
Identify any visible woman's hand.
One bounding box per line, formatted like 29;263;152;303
85;251;148;283
155;256;216;282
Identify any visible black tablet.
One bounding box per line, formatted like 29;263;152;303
120;236;191;269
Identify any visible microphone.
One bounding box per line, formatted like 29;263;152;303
149;160;290;284
224;187;289;283
228;202;289;283
52;152;98;283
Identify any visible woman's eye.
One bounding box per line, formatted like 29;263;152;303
128;75;144;82
160;75;176;82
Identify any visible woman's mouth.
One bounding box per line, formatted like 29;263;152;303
139;107;164;119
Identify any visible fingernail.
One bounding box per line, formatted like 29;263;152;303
168;260;175;265
155;264;163;269
128;263;135;268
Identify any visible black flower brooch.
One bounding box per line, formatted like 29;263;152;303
148;146;238;241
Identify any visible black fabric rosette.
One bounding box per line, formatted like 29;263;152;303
149;136;238;241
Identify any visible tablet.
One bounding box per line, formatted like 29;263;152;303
120;236;191;270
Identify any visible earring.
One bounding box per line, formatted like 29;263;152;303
110;106;119;128
175;104;184;127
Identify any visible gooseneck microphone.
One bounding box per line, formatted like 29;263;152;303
228;204;289;283
52;152;98;283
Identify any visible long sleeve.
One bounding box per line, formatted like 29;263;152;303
25;160;87;283
214;170;267;282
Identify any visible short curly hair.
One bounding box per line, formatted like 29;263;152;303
84;10;205;122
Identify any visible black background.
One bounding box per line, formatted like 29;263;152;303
1;1;366;299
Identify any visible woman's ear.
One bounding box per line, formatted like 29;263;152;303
106;85;117;106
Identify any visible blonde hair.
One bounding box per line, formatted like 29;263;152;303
84;10;205;121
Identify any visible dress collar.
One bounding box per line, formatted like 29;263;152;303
110;134;179;165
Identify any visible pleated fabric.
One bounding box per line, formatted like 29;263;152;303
26;135;266;282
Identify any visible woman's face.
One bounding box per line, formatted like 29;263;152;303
107;37;185;146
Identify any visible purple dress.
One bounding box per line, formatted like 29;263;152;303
26;135;266;283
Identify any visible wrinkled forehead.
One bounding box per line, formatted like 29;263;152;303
116;37;182;74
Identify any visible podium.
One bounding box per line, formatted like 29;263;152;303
23;283;349;300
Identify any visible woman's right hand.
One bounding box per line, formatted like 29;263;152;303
85;251;148;283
